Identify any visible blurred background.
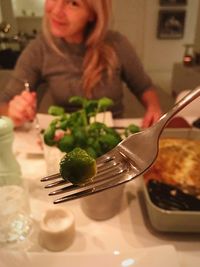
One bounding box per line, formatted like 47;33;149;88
0;0;200;117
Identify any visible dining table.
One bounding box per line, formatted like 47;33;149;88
0;115;199;267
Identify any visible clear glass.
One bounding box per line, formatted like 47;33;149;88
0;177;32;246
0;116;32;248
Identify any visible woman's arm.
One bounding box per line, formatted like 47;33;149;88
113;32;162;126
8;91;37;127
0;34;44;126
140;87;162;128
0;91;37;127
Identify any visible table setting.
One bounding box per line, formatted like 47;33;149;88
0;111;200;267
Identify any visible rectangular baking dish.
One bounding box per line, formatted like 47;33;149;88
142;128;200;233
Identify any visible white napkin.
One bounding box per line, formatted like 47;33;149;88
0;245;180;267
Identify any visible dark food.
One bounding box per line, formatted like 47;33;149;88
144;137;200;212
147;179;200;211
192;118;200;129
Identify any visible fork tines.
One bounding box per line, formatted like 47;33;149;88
41;150;138;204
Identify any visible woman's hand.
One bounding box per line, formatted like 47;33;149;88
140;87;162;128
142;105;162;128
8;90;37;127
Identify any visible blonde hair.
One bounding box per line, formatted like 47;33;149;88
43;0;117;97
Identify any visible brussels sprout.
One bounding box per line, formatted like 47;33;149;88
48;105;65;116
85;147;97;159
59;119;69;130
97;97;113;112
72;127;87;147
44;97;140;164
68;96;86;106
104;125;122;140
90;140;102;157
84;100;98;117
99;133;121;153
50;118;60;127
88;122;105;137
124;124;140;137
60;147;96;186
57;134;75;152
68;110;87;127
43;126;56;146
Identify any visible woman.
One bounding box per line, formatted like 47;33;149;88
0;0;161;127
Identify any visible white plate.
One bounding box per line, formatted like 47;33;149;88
0;245;179;267
13;123;43;155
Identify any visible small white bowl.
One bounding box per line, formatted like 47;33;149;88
39;207;75;251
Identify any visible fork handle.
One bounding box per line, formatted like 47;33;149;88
156;86;200;131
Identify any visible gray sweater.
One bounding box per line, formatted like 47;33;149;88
0;31;153;117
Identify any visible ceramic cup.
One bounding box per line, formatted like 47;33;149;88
80;184;125;220
39;207;75;251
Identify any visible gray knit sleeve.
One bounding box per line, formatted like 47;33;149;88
112;32;153;98
0;34;43;103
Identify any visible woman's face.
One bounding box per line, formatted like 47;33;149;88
45;0;94;43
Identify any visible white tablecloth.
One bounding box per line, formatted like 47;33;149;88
2;117;199;267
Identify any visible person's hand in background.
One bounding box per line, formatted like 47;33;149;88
140;87;162;128
8;90;37;127
142;105;162;128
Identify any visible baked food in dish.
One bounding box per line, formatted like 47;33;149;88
144;138;200;197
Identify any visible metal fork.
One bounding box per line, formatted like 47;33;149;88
41;86;200;204
12;76;40;131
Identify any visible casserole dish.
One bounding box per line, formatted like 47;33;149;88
142;128;200;232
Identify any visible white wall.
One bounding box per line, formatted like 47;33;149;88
12;0;44;17
143;0;198;70
194;1;200;52
0;0;18;34
112;0;145;58
143;0;199;92
113;0;199;93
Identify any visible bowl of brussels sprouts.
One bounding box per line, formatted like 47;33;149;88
42;96;140;174
43;97;122;158
42;96;140;219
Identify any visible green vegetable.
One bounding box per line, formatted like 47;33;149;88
72;127;87;147
57;134;75;152
60;147;96;186
68;96;87;106
124;124;140;137
97;97;113;112
50;118;60;127
84;100;98;118
85;147;97;159
43;97;141;186
43;125;56;146
48;105;65;116
99;133;121;153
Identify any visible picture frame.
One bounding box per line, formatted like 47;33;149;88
159;0;187;6
157;10;186;39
